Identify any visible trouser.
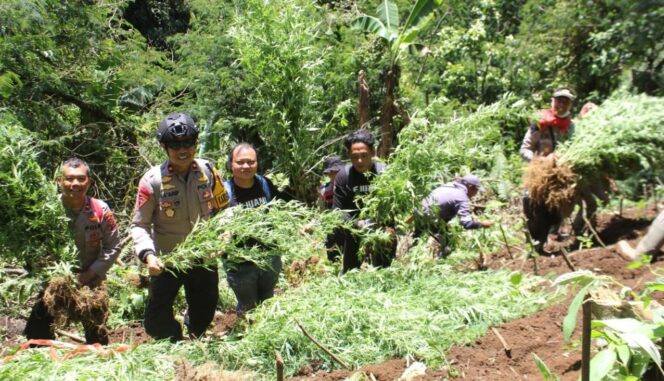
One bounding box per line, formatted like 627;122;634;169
325;227;345;262
342;228;396;273
225;256;282;314
24;288;109;345
571;181;607;235
636;210;664;254
413;211;452;258
144;266;218;342
523;193;561;255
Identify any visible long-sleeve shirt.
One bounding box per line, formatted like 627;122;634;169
131;159;228;257
66;196;121;281
520;122;574;162
421;181;481;229
332;162;385;221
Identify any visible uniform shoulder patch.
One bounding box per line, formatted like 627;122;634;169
136;178;153;210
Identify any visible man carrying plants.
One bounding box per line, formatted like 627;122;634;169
333;130;392;273
520;87;575;255
131;112;229;342
24;158;121;345
416;174;493;258
222;143;287;314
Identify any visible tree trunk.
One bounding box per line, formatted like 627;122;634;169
378;66;398;158
357;70;370;130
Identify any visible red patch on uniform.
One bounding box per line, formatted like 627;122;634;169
136;184;152;210
103;210;117;231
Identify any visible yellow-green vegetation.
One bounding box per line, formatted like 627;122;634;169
0;261;556;380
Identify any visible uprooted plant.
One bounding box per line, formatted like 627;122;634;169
163;200;365;272
524;94;664;218
42;263;109;329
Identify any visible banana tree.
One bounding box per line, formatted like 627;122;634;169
352;0;442;157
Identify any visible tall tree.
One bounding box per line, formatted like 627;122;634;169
352;0;442;157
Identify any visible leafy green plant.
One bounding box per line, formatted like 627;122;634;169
0;262;554;379
362;96;531;227
0;117;77;272
554;270;664;379
163;200;350;271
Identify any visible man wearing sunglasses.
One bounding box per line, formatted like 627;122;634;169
131;112;229;342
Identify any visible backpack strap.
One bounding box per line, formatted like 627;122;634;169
255;175;273;202
88;197;104;223
223;179;236;207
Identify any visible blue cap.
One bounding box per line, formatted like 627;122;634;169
461;174;483;191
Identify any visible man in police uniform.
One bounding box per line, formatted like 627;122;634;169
131;112;229;342
24;158;121;344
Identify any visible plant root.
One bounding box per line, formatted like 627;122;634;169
524;157;577;218
43;277;109;329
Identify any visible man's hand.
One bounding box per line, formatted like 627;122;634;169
356;219;374;229
480;220;494;228
146;254;164;276
220;231;233;244
77;270;98;286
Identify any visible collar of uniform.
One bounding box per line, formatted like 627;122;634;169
161;159;202;177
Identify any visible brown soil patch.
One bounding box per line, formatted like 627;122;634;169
212;310;239;338
174;360;254;381
292;207;664;380
286;256;326;287
0;316;26;356
108;322;150;345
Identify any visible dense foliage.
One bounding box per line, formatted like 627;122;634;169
0;116;76;271
0;0;662;379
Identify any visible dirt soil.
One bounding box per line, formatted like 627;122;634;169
108;322;150;345
0;316;26;356
290;207;664;380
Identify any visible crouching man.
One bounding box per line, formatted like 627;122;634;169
24;158;121;345
415;175;493;257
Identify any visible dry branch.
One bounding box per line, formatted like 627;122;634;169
295;319;350;370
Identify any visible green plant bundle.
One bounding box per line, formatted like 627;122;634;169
163;200;348;271
0;263;553;380
558;94;664;181
362;97;531;226
0;118;76;271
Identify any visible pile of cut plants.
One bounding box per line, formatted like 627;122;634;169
0;259;556;380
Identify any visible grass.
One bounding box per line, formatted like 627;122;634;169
1;260;558;380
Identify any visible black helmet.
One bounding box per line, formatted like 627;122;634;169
157;112;198;143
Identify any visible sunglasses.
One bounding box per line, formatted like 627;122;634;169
165;139;196;150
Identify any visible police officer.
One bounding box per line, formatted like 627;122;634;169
24;158;121;345
131;112;229;342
